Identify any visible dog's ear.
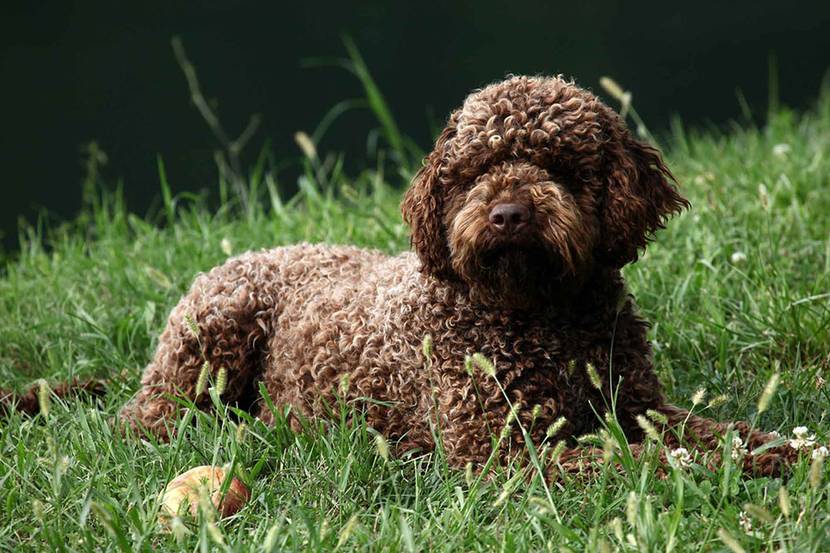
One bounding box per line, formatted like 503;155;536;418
598;130;689;267
401;112;459;278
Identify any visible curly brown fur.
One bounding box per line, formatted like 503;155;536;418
119;75;799;478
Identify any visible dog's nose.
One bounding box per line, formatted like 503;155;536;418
488;203;530;233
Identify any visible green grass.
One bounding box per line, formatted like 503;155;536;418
2;79;830;551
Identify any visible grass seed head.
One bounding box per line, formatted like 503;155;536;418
566;359;576;375
810;454;824;489
625;491;638;527
464;462;474;487
220;237;232;256
493;485;511;508
337;515;359;548
32;499;45;521
422;334;433;359
215;367;228;396
601;430;616;463
471;353;496;378
235;422;247;444
37;379;50;417
506;404;518;425
464;355;474;376
197;482;215;522
374;433;390;462
264;523;281;551
708;394;729;409
757;372;779;414
718;528;746;553
636;415;660;441
169;516;188;542
585;362;602;390
610;517;624;542
743;503;773;524
338;373;350;396
597;538;612;553
294;131;317;160
548;440;567;465
646;409;668;425
758;183;770;210
778;486;791;517
599;76;626;101
184;314;199;338
206;522;224;545
195;362;210;397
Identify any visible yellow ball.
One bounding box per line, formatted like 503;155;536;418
159;465;250;522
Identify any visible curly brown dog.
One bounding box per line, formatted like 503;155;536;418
119;75;798;476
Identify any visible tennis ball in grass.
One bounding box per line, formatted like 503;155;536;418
159;465;249;522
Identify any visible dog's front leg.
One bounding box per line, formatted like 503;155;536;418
120;253;279;440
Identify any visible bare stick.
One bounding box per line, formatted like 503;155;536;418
171;36;259;208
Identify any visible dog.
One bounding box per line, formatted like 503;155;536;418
116;75;797;476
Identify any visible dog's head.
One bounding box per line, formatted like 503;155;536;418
402;75;688;309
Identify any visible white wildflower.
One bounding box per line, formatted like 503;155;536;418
768;430;780;439
738;510;753;533
772;143;791;157
812;446;829;460
730;251;747;264
789;426;816;450
668;447;692;468
731;435;748;461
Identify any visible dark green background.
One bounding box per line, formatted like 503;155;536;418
2;1;829;251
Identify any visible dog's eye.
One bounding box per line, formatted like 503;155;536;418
543;176;569;191
547;170;585;193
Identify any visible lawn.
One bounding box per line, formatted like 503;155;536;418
1;75;829;551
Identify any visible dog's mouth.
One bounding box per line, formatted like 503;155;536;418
474;241;565;283
477;223;539;253
457;243;566;310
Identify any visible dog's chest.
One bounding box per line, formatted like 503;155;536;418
382;303;625;441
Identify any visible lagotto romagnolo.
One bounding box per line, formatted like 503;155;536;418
119;76;798;476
